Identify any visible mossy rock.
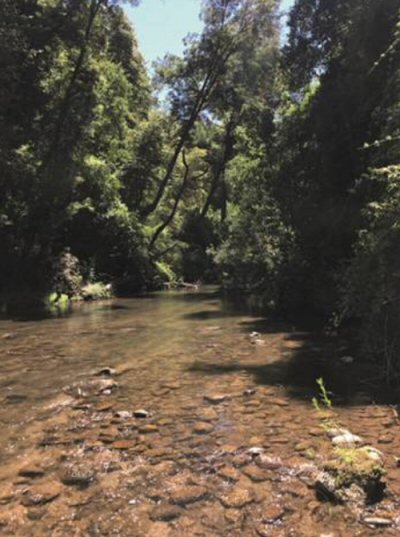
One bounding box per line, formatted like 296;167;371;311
316;446;385;504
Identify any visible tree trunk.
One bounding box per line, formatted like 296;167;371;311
201;114;236;218
149;152;191;248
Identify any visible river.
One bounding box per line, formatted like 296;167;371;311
0;287;398;535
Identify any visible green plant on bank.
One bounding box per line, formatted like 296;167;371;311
312;377;333;412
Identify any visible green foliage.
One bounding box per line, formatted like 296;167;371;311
312;377;332;411
339;166;400;380
2;0;400;387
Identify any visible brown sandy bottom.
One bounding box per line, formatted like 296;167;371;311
0;289;399;536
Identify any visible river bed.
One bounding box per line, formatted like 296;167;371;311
0;287;399;536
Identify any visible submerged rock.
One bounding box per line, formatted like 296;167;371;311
363;516;393;528
114;410;131;419
18;465;45;479
21;482;62;506
193;422;214;435
61;465;96;488
134;409;149;418
150;504;182;522
204;393;229;404
219;486;255;508
95;367;117;377
169;486;209;506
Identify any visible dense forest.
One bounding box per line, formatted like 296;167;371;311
1;0;400;379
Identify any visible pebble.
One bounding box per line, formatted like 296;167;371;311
112;440;136;450
378;434;394;444
197;407;218;421
61;465;96;488
256;455;283;470
95;401;114;412
204;394;229;404
134;409;149;418
248;447;265;457
243;465;270;482
18;465;45;479
138;424;159;434
21;482;62;506
193;422;214;434
218;466;241;482
363;517;393;527
96;367;117;377
262;503;286;523
331;432;363;446
114;410;132;419
150;504;182;522
169;486;209;506
219;487;255;508
92;378;118;394
243;388;257;396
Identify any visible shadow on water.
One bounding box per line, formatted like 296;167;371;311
187;304;397;406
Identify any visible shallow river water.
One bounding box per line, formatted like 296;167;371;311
0;287;399;536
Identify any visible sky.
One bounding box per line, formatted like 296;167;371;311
126;0;295;68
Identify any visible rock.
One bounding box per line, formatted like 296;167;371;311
225;509;244;525
218;466;241;482
256;455;283;470
204;394;229;404
378;434;394;444
161;382;180;390
219;487;255;508
363;517;393;527
112;440;136;450
360;446;384;464
193;422;214;435
0;484;16;505
68;378;118;397
197;407;218;421
150;504;182;522
147;522;172;537
114;410;131;419
27;508;46;521
248;447;264;457
243;388;257;396
315;462;385;505
169;486;209;506
262;503;285;523
18;465;45;479
315;471;342;503
243;465;270;483
138;424;158;434
5;394;27;404
1;332;16;340
249;332;261;339
326;428;350;439
21;482;62;506
95;367;116;377
99;427;120;443
331;432;363;446
61;465;96;488
252;339;265;346
95;401;114;412
134;409;149;418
